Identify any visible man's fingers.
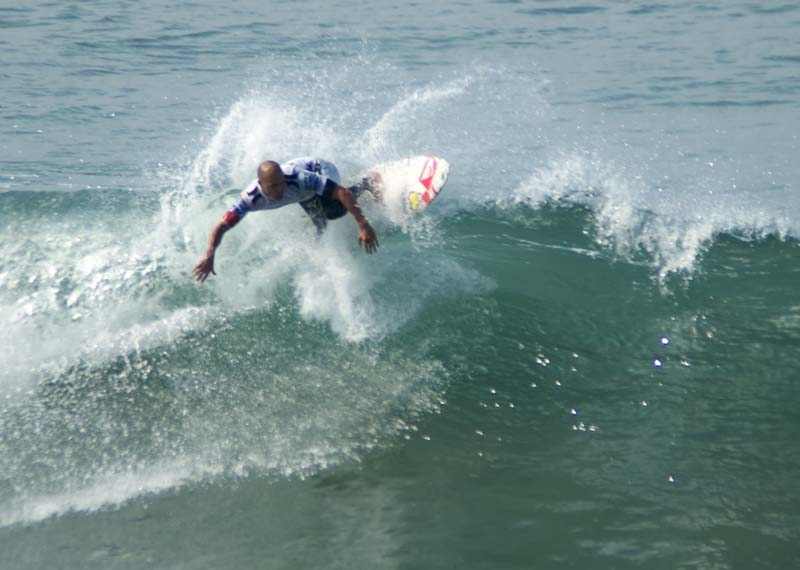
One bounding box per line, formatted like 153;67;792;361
192;259;215;282
358;231;379;254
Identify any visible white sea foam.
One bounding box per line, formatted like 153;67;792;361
0;333;450;527
358;76;474;162
0;208;216;398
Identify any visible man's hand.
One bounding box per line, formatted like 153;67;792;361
193;217;237;283
192;253;216;282
333;185;380;255
358;221;379;254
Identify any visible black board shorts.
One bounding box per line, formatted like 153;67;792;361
299;178;373;233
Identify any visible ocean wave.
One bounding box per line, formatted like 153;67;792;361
472;152;798;283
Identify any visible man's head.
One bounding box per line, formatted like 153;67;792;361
258;160;286;200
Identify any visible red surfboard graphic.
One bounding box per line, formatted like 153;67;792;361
419;156;437;192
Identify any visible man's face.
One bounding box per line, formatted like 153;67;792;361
260;176;287;200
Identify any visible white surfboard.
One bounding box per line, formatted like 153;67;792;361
363;155;450;215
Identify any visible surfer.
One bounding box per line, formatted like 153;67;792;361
192;158;379;283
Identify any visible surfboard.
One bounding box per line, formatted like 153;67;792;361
362;155;450;214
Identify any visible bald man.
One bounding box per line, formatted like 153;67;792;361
193;157;379;283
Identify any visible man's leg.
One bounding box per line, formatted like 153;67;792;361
349;173;383;202
300;174;383;231
299;196;328;233
317;178;379;221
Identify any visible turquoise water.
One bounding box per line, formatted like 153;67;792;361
2;1;800;568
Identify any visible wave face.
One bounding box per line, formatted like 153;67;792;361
2;1;800;568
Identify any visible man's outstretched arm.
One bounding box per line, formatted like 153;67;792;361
192;211;240;282
331;185;379;254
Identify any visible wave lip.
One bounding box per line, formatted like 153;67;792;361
493;153;797;282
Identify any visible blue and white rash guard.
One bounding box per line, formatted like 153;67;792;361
224;157;342;224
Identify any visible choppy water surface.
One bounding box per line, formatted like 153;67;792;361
2;1;799;568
